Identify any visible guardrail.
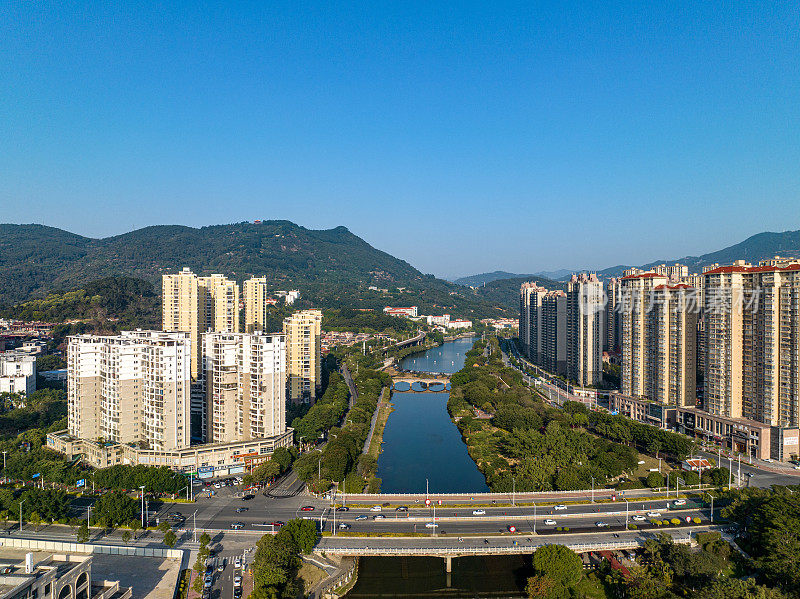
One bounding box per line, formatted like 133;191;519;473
317;538;691;556
0;536;184;558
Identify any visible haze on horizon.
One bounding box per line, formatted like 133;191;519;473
2;3;798;279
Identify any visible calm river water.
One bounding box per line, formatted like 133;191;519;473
375;336;489;493
346;336;529;599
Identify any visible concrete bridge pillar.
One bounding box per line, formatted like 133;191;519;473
444;555;452;573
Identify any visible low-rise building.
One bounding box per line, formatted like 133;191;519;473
0;352;36;396
383;306;418;318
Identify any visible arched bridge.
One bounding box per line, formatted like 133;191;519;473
392;376;450;393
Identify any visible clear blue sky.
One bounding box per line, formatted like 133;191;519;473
2;2;798;279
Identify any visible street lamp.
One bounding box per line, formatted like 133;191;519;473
533;502;536;535
706;492;714;523
19;499;24;533
625;499;629;529
139;486;146;528
591;477;595;503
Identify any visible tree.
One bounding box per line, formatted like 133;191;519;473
130;519;141;539
526;575;556;598
76;522;89;543
199;532;211;548
93;491;137;528
163;530;177;548
157;520;170;534
121;530;131;544
646;471;665;488
531;545;583;587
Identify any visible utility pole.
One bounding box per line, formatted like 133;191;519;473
193;511;197;543
728;457;733;488
87;505;91;529
533;502;536;535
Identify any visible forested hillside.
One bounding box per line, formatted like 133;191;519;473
0;221;508;319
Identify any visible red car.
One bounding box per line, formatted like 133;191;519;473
300;506;315;512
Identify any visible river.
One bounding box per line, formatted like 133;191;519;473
375;336;489;494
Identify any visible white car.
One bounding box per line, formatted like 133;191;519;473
472;509;486;515
673;499;687;506
544;519;557;526
595;521;609;528
425;522;438;528
554;505;567;511
632;515;647;521
233;576;242;587
647;512;662;518
234;557;242;569
370;505;382;512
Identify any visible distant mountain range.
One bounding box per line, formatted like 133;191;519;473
594;229;800;279
453;269;573;287
456;229;800;310
0;221;507;319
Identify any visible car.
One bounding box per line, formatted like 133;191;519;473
632;515;647;521
217;563;224;572
395;506;408;512
595;521;609;528
673;499;687;507
554;505;567;510
338;523;351;530
204;579;212;589
613;533;620;538
373;514;385;520
472;509;486;515
425;522;438;528
507;525;517;532
230;522;245;529
236;507;248;513
355;514;368;521
300;506;315;511
544;519;557;526
234;557;242;569
763;458;774;463
214;482;221;489
267;521;284;527
205;565;214;575
747;472;755;477
234;575;242;586
794;465;800;470
233;589;242;599
370;505;382;512
241;494;255;501
647;512;662;518
336;506;350;512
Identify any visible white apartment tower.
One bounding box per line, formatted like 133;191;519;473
244;277;270;333
67;331;191;451
162;268;240;440
566;273;605;387
203;333;286;444
283;309;323;403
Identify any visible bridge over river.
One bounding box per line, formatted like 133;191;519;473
391;376;451;393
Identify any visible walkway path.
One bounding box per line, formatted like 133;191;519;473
361;387;389;455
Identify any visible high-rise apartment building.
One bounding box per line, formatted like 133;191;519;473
243;277;270;333
203;332;286;443
703;263;800;428
541;290;567;375
519;284;547;363
283;309;323;403
620;273;697;406
566;273;605;387
67;331;191;451
162;268;240;440
604;278;622;353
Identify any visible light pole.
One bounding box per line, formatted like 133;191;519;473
19;499;24;533
426;478;429;505
512;477;515;507
591;477;595;503
2;450;6;478
139;486;146;529
737;455;741;488
728;457;733;488
707;492;714;523
193;510;197;543
533;502;536;535
87;505;91;529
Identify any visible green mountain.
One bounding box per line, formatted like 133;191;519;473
0;222;508;319
454;269;572;286
468;275;567;310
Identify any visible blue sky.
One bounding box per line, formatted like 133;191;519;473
2;2;798;278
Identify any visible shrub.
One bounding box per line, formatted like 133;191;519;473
670;518;681;526
692;517;702;525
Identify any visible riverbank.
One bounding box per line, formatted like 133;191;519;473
360;387;394;493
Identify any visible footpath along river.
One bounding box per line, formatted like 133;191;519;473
375;336;489;494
